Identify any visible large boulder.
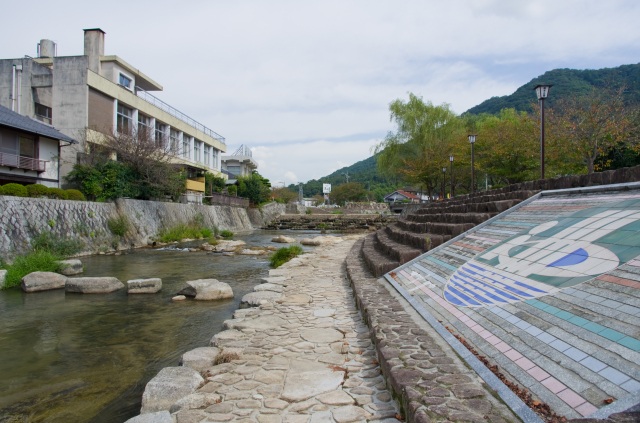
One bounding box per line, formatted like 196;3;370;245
128;278;162;294
178;279;233;301
212;240;246;252
57;259;83;276
21;271;66;292
180;347;220;372
300;236;343;246
141;367;204;413
65;277;124;294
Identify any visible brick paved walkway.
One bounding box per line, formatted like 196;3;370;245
386;186;640;420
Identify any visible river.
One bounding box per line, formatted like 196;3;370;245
0;230;316;423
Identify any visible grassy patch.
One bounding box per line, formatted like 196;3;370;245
107;215;130;237
31;232;84;257
3;250;61;289
158;221;215;243
220;230;234;240
269;245;304;268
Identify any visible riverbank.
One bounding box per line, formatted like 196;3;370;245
127;234;401;422
0;196;285;261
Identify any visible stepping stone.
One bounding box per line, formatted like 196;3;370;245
281;359;345;402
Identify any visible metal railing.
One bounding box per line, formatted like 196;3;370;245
0;152;47;172
135;87;226;144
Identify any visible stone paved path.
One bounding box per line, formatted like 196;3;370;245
164;235;400;423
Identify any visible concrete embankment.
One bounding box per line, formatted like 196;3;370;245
0;196;285;260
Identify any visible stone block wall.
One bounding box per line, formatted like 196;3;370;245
0;197;272;261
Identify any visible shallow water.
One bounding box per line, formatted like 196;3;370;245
0;230;317;423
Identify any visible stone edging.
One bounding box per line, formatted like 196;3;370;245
345;239;520;423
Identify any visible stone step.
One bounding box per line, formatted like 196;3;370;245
414;198;523;215
375;228;422;264
361;233;399;277
405;211;497;225
396;219;476;236
385;224;450;251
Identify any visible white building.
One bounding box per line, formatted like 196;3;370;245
0;28;226;201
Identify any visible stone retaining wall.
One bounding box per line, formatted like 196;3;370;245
0;197;281;261
263;213;397;231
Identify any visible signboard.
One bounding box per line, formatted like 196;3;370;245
322;184;331;194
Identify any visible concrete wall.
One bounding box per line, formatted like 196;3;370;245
0;197;274;261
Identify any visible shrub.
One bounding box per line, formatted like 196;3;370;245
227;185;237;196
107;215;130;237
31;231;84;257
0;183;28;197
26;184;50;198
46;188;68;199
269;245;304;268
2;250;61;289
220;230;234;239
65;189;86;201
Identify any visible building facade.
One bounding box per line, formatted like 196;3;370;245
0;28;226;201
221;144;258;180
0;105;76;187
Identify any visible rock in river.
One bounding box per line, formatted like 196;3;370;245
21;271;66;292
65;277;125;293
128;278;162;294
178;279;233;300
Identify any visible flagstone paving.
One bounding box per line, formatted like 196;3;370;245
385;186;640;420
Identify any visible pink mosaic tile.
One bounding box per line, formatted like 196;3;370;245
557;388;587;408
528;366;550;382
575;402;599;417
505;349;523;361
494;342;511;353
542;377;567;394
515;357;536;371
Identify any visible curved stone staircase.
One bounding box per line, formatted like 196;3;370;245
362;189;540;277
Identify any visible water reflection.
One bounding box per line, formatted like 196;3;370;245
0;230;317;423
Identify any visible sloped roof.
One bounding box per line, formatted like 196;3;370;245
385;190;420;201
0;105;76;144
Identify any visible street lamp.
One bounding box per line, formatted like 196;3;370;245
449;154;454;197
468;134;477;193
442;167;447;199
535;84;552;179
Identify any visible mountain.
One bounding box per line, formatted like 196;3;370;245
465;63;640;115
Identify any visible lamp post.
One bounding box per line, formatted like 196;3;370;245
534;84;552;180
449;154;454;197
441;167;447;199
468;134;477;193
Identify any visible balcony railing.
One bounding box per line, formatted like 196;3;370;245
0;152;47;172
135;87;226;144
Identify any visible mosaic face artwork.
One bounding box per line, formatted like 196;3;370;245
444;200;640;307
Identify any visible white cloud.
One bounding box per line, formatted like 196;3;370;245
2;0;639;183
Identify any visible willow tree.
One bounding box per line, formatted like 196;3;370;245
374;94;463;199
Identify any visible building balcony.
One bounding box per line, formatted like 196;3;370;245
186;177;205;193
0;152;47;173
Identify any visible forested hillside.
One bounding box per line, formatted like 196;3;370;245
466;63;640;115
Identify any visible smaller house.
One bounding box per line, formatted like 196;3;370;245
384;190;420;204
0;105;76;187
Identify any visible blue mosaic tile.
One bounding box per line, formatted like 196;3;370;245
550;339;572;352
618;336;640;352
568;316;590;327
564;347;588;362
580;356;608;373
621;378;640;393
599;366;631;385
537;332;557;344
599;328;626;342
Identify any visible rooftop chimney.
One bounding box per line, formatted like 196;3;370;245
83;28;105;73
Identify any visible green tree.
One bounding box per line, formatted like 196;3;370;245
237;171;271;205
375;93;465;199
330;182;368;205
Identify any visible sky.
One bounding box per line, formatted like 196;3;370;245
2;1;639;186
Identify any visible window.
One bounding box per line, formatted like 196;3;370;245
138;114;152;140
212;149;218;169
19;136;35;158
182;136;191;159
119;73;132;90
227;165;241;176
155;121;166;147
194;140;201;163
170;129;180;154
204;145;210;166
116;103;133;133
34;103;52;124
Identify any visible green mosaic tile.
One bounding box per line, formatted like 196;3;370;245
599;328;626;342
618;337;640;351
